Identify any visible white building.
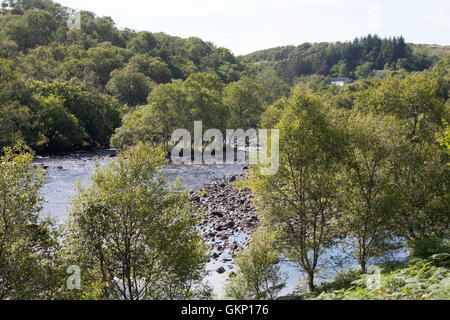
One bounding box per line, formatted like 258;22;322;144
330;77;353;86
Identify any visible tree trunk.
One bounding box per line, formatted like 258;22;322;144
308;273;315;292
360;257;367;274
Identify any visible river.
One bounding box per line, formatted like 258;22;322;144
34;149;400;298
34;149;273;297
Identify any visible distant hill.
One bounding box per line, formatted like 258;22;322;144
0;0;246;88
243;35;441;84
0;0;248;153
409;43;450;57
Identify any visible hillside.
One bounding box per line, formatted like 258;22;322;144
410;43;450;57
0;0;246;89
0;0;248;153
0;0;446;154
243;35;442;84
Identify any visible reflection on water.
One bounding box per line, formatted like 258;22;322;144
34;150;245;222
34;150;247;298
33;150;407;298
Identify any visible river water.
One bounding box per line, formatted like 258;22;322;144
34;150;246;222
34;150;264;297
34;150;404;298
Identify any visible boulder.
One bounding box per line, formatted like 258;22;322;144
216;266;226;274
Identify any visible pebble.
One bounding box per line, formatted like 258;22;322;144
189;174;259;264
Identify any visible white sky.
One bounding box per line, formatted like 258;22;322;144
57;0;449;55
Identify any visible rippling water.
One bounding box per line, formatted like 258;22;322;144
34;150;246;222
33;150;406;298
34;150;249;297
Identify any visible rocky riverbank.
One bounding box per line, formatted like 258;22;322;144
189;171;259;273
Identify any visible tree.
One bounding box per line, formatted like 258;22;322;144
3;9;57;50
337;112;405;273
81;14;124;47
437;120;450;158
61;143;210;300
354;62;373;78
145;79;189;147
0;146;61;299
111;73;230;151
0;101;31;149
224;230;287;300
0;58;32;149
254;67;290;105
330;60;349;78
83;46;125;86
148;72;227;139
391;140;449;241
357;74;446;139
182;73;227;131
355;74;449;241
259;98;287;129
127;31;157;55
223;77;265;129
0;38;18;59
129;55;172;84
106;66;154;106
32;80;122;148
110;104;166;151
36;95;86;152
249;88;342;291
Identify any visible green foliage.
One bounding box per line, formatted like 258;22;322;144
223;77;265;129
29;80;121;152
224;230;287;300
0;63;122;152
355;74;447;137
314;250;450;300
127;31;156;55
355;74;449;241
252;67;290;105
1;9;58;50
409;238;450;261
128;55;172;84
337;112;406;272
110;104;165;151
61;143;210;299
111;73;232;150
106;66;154;106
259;98;286;129
438;120;450;157
0;0;449;301
248;87;343;291
0;58;33;149
250;64;449;297
37;95;86;151
0;146;62;299
0;0;249;153
246;35;435;84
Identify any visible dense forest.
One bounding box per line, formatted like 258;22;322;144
0;0;249;153
245;35;449;83
1;0;448;154
0;0;449;301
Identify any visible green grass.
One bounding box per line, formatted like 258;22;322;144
311;239;450;300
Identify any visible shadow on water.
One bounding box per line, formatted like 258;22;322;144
34;151;408;298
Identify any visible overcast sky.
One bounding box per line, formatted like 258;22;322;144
57;0;449;55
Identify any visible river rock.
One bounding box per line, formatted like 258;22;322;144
189;174;259;269
216;266;226;274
